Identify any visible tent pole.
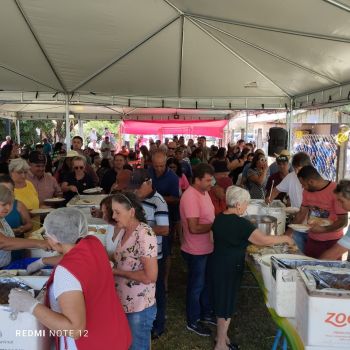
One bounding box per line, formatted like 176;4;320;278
78;119;84;139
287;98;294;151
65;94;71;150
245;110;249;141
16;119;20;145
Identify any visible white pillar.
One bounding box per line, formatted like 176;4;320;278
15;119;21;144
65;95;71;150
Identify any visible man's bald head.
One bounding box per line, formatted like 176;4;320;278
152;151;167;177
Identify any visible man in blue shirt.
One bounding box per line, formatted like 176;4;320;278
148;150;180;323
149;150;180;203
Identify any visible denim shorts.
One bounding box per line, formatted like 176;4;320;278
126;303;157;350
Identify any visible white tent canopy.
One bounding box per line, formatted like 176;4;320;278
1;0;350;112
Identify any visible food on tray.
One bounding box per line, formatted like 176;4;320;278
247;243;298;255
288;244;299;253
307;218;332;227
88;226;107;235
0;270;18;277
83;187;103;194
27;227;45;240
0;279;33;304
288;224;310;232
247;245;261;254
44;197;65;202
30;208;53;215
75;199;94;205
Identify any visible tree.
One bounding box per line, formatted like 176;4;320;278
16;120;56;145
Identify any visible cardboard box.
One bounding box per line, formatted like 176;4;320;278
0;274;50;350
295;268;350;348
270;259;349;318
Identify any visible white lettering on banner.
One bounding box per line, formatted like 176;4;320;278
15;330;46;336
14;329;88;337
49;330;89;337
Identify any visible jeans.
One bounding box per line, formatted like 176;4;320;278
293;231;308;253
126;304;157;350
181;251;212;325
152;258;166;334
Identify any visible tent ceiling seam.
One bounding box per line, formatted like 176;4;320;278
178;15;185;97
185;13;350;44
0;64;61;91
196;19;341;85
321;0;350;12
14;0;67;92
104;106;123;115
294;79;350;98
71;15;181;92
162;0;184;15
187;17;291;98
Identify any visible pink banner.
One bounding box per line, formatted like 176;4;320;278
121;120;228;138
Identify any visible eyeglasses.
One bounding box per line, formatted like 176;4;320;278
74;166;84;170
168;147;176;150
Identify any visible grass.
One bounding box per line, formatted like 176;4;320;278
152;245;277;350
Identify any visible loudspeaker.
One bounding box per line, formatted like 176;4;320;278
268;127;288;156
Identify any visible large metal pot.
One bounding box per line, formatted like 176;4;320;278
244;215;278;235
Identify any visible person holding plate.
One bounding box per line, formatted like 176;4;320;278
287;165;348;259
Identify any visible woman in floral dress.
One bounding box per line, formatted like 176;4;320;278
111;192;158;350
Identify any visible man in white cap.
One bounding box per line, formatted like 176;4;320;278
269;149;292;176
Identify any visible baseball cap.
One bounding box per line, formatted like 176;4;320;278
128;169;151;190
29;151;46;164
65;150;80;158
274;149;291;158
276;155;289;163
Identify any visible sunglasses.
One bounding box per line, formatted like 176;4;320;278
168;147;176;150
74;166;84;170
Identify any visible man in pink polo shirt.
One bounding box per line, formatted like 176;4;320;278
180;163;215;337
294;165;348;258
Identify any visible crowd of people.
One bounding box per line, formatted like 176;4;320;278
1;132;350;350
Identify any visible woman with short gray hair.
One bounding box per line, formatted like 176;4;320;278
209;185;294;350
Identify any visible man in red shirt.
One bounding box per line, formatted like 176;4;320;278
294;165;348;258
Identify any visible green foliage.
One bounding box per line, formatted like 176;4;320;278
17;120;56;145
83;120;120;141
